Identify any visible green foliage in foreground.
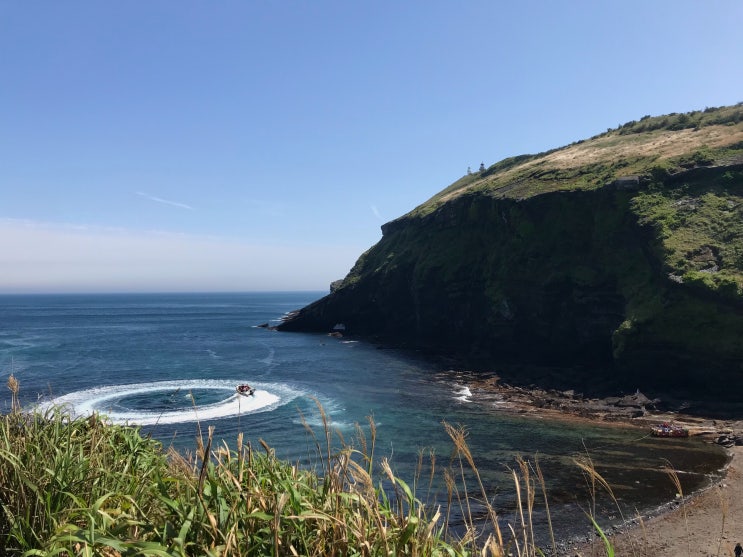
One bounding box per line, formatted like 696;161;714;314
2;401;545;557
0;411;432;556
0;375;634;556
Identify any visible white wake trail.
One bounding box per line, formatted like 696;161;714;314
37;379;301;426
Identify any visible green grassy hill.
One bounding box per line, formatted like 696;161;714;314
419;104;743;208
280;104;743;406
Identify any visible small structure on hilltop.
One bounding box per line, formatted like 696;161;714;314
605;175;643;190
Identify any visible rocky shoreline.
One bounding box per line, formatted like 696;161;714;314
458;373;743;447
452;372;743;555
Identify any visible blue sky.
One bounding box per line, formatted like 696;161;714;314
1;1;742;293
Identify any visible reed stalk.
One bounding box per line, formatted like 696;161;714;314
663;462;690;557
0;384;643;557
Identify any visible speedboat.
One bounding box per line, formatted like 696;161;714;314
236;384;256;397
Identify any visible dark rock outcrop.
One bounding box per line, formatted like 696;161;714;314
278;108;743;404
279;178;743;402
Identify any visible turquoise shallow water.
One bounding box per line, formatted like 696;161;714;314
0;292;729;542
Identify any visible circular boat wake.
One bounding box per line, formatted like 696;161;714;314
38;379;302;426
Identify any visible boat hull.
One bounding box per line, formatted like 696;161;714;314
651;425;689;438
236;384;255;397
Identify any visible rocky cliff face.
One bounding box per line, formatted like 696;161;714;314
279;106;743;403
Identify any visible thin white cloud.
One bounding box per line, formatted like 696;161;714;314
136;191;194;210
371;205;383;220
0;218;358;293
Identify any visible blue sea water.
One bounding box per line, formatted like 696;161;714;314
0;292;728;542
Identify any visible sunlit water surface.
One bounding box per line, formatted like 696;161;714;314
0;292;728;543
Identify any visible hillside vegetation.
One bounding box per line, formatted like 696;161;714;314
419;104;743;210
279;104;743;406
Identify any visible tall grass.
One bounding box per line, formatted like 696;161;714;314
0;375;678;556
2;377;469;555
0;404;169;554
663;462;689;557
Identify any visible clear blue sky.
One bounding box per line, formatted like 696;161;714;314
2;1;742;293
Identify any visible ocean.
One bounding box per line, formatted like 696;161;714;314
0;291;728;542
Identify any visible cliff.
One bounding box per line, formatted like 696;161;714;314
278;105;743;403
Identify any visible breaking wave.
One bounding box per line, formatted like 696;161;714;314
37;379;302;425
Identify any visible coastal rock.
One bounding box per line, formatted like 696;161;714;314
716;435;736;448
278;106;743;405
614;391;653;409
280;167;743;405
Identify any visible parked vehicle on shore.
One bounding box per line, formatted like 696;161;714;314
651;422;689;438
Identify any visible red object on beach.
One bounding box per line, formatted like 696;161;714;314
651;422;689;437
